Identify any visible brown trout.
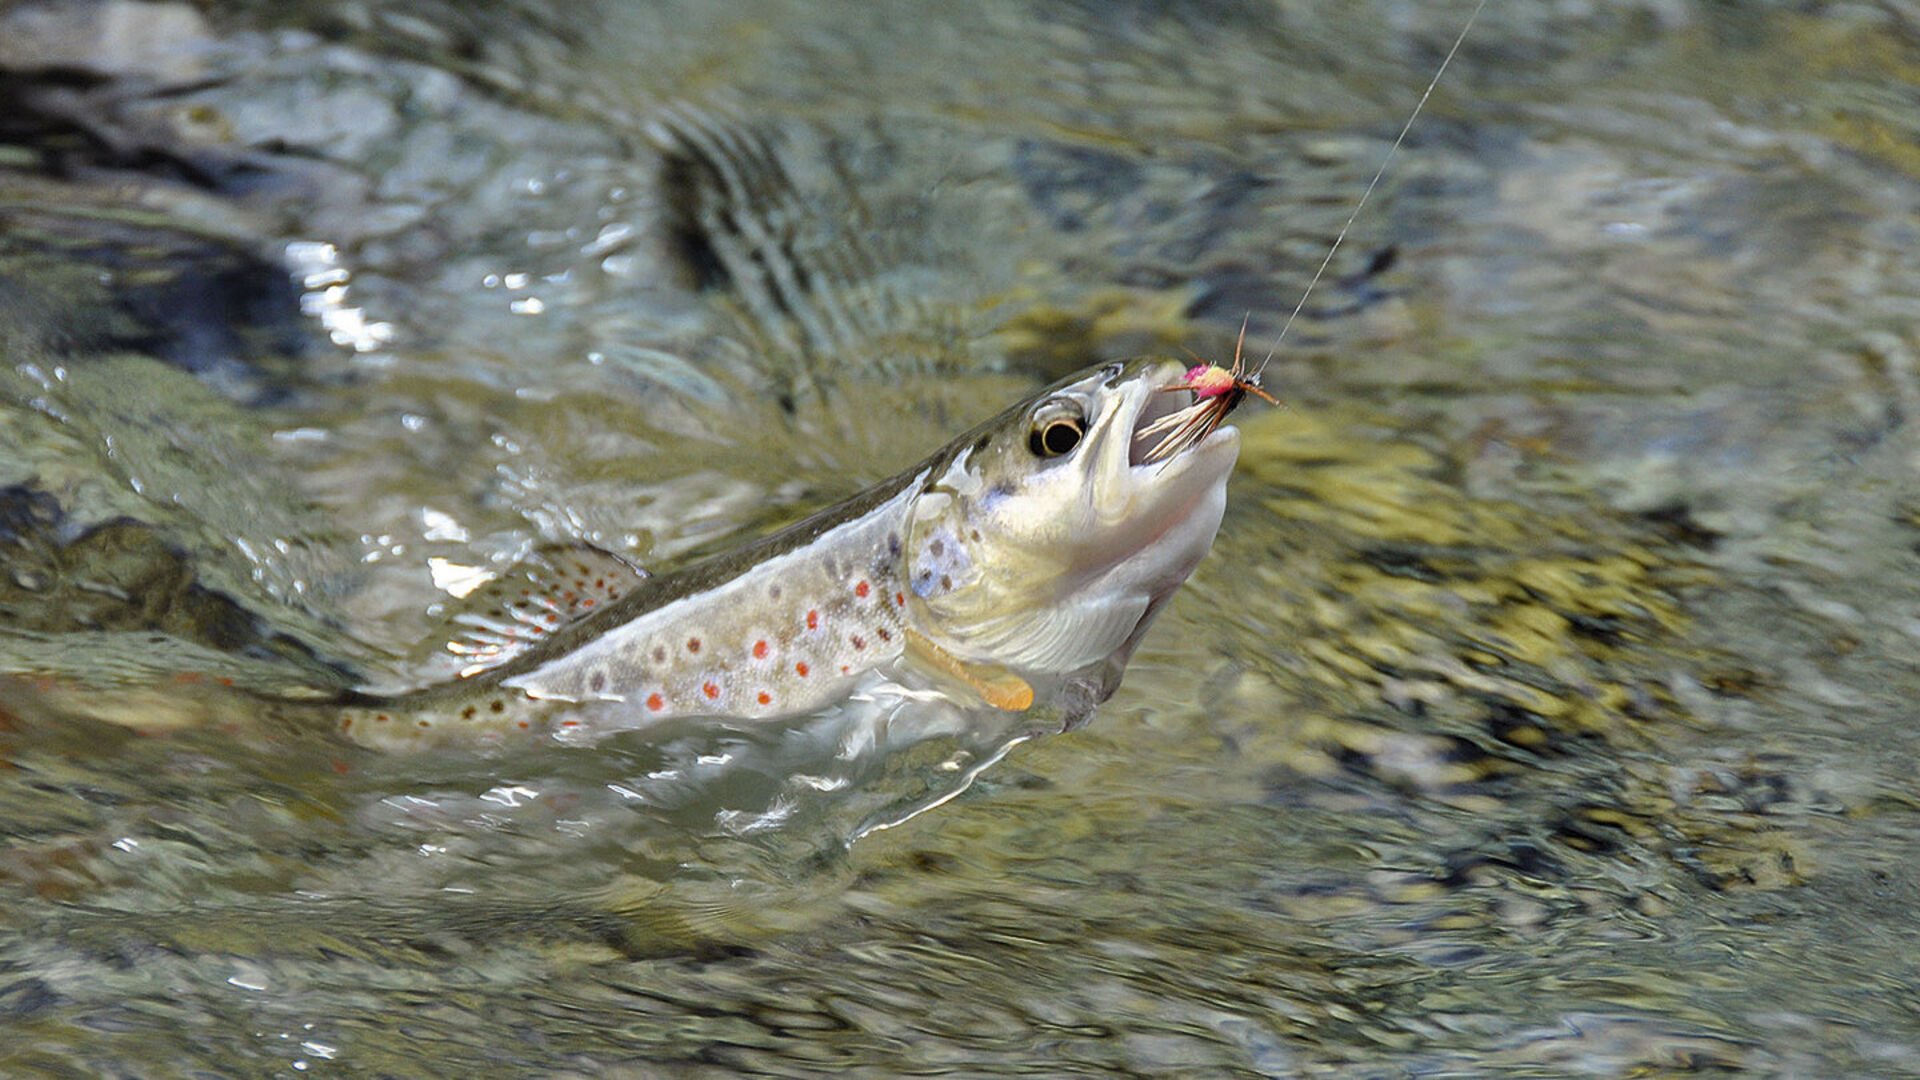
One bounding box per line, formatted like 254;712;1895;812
320;357;1240;747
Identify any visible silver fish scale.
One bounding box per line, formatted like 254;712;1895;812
502;486;916;724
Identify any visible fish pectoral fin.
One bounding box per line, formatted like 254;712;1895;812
943;592;1151;675
414;542;648;681
904;629;1035;712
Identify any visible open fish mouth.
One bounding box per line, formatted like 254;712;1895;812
1125;362;1238;469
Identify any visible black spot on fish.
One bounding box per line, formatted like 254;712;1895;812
490;700;505;714
462;706;476;720
589;671;606;693
929;538;944;557
770;585;783;600
972;433;992;454
887;532;901;557
940;574;952;591
653;646;667;663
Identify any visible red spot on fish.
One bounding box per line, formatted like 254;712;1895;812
753;640;769;659
647;693;664;711
855;580;870;598
806;610;819;630
519;720;530;729
218;676;235;687
173;672;202;685
850;634;866;650
332;759;351;775
340;717;352;731
561;720;579;728
417;720;430;728
795;662;810;677
703;682;719;699
376;714;390;723
840;665;851;675
757;691;771;706
687;637;701;653
595;577;605;588
895;591;905;607
580;598;594;608
545;612;559;623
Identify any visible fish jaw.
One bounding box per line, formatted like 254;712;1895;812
1089;358;1240;546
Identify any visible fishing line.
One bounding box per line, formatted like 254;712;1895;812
1256;0;1490;375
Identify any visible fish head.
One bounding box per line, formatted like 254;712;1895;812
902;358;1239;677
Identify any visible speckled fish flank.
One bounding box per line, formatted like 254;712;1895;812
333;358;1241;747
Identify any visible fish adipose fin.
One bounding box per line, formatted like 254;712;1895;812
904;629;1035;712
433;543;648;679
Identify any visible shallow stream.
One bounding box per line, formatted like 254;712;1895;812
2;1;1919;1074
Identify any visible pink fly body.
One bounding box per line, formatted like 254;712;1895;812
1181;364;1241;399
1174;362;1278;406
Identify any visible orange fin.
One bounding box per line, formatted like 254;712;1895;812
430;543;647;678
904;629;1035;711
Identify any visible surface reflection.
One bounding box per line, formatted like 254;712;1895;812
1;0;1917;1075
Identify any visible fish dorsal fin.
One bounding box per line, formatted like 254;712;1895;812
435;543;648;679
904;629;1035;712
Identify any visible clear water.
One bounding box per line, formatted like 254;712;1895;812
2;1;1919;1074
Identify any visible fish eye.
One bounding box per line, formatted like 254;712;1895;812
1028;401;1087;458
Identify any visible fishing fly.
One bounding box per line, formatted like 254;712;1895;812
1135;0;1488;467
1136;320;1278;464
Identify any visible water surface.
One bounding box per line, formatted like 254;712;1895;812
2;1;1918;1074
